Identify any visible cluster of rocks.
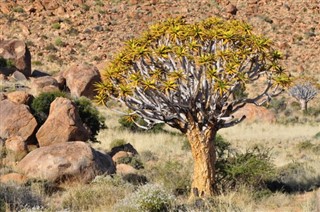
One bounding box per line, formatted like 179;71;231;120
0;39;119;185
0;0;319;81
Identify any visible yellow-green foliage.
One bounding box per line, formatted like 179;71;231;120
96;17;290;104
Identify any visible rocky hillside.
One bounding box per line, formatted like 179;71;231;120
0;0;319;80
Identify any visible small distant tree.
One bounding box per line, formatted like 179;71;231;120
289;82;318;112
96;17;290;197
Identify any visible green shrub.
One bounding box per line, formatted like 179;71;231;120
267;97;287;113
314;132;320;140
145;160;192;196
0;197;5;212
114;184;174;212
216;145;275;191
30;92;105;142
52;23;61;30
0;57;14;68
73;97;106;142
117;156;144;169
118;114;164;133
30;91;67;125
290;101;301;111
54;37;65;47
110;138;127;149
297;140;314;151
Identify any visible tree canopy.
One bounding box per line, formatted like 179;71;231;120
96;17;290;133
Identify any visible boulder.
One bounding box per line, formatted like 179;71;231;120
36;97;89;147
0;173;28;185
11;71;28;81
5;136;28;162
112;151;130;163
116;164;137;175
62;63;101;98
30;76;60;96
0;39;32;77
7;91;32;105
17;141;116;184
0;100;37;143
109;143;139;157
233;104;276;123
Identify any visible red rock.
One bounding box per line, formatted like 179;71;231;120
5;136;28;162
116;164;137;175
17;141;116;184
30;76;60;96
0;39;32;77
36;97;89;147
233;104;276;123
6;91;32;105
62;63;101;99
0;100;37;143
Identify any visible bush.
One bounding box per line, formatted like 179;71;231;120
267;97;287;113
181;134;275;192
117;156;144;170
118;114;164;133
30;91;67;125
297;140;314;151
145;160;192;196
30;92;105;142
0;57;14;68
114;184;174;212
218;146;275;191
73;97;106;142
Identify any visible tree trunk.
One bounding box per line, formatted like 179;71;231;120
300;99;308;112
186;124;217;198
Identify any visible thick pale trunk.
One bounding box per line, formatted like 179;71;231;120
187;125;217;197
300;99;308;112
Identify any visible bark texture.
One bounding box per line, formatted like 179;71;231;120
187;124;217;197
300;99;308;112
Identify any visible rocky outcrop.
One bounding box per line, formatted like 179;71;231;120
30;76;60;96
233;104;276;123
6;91;32;104
116;164;137;175
5;136;29;162
0;99;37;143
17;141;116;184
0;39;31;77
62;63;101;99
36;97;89;146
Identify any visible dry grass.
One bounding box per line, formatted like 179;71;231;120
1;104;320;211
219;122;319;167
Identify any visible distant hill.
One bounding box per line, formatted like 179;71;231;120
0;0;319;81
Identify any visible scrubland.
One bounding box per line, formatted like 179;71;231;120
2;104;319;211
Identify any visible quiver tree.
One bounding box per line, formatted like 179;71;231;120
96;17;290;197
289;82;318;112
